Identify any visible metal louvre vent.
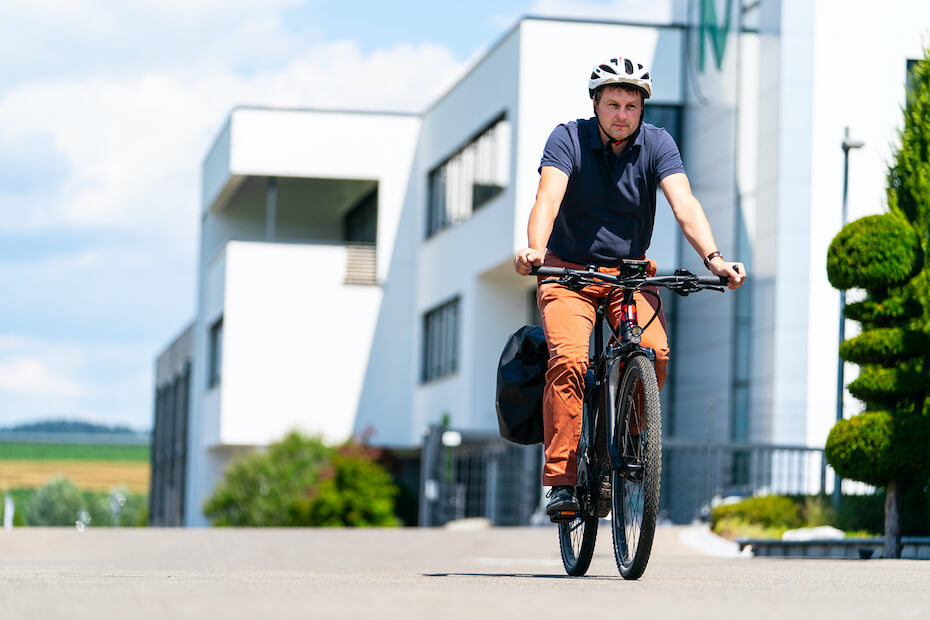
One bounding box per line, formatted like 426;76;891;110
344;243;377;284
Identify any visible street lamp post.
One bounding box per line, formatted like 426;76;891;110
834;126;865;506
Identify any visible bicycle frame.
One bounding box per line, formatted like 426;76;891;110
536;264;726;500
533;262;730;578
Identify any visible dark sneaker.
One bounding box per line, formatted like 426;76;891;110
546;485;580;522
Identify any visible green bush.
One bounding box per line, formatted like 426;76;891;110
204;432;401;527
827;213;923;293
711;495;803;531
839;327;930;365
290;444;399;527
833;493;885;535
204;432;332;526
85;487;148;527
25;476;86;526
846;367;926;406
826;412;894;486
844;295;923;326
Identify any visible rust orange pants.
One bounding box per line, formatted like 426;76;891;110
537;254;669;487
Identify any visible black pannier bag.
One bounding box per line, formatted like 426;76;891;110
495;325;549;445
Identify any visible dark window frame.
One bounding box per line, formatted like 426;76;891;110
208;317;223;389
426;113;510;238
421;296;460;383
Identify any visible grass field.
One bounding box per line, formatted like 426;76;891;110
0;461;150;493
0;442;151;494
0;443;149;462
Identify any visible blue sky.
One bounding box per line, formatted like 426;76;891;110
0;0;673;430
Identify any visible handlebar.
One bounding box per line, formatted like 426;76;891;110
529;265;735;295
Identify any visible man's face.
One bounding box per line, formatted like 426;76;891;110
594;87;643;143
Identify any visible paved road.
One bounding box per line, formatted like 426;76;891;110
1;525;927;619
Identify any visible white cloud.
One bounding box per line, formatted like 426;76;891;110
0;39;465;236
0;2;471;430
0;356;85;399
0;334;155;429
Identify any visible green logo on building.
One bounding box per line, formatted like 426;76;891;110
700;0;733;72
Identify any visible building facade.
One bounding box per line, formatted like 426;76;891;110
152;3;930;526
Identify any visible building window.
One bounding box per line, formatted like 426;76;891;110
427;115;511;238
422;297;460;382
208;317;223;388
344;189;377;244
646;104;684;149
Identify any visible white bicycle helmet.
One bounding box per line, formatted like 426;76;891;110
588;57;652;99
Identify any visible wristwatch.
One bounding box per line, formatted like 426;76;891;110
703;251;723;269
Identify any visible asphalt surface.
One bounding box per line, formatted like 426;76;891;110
0;524;928;619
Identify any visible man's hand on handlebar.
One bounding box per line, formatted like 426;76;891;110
707;258;746;290
514;247;545;276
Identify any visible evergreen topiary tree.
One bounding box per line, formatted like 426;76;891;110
825;48;930;558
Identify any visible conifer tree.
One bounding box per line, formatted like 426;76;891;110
825;49;930;558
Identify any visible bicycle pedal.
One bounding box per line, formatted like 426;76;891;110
549;509;580;523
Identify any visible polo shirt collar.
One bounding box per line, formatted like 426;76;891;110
585;116;643;152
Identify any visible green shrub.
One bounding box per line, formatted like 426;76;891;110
84;488;148;527
827;213;922;293
845;295;923;326
798;495;834;527
846;367;926;406
25;476;86;526
204;431;332;526
291;444;399;527
711;495;803;531
826;412;894;486
204;432;401;527
839;327;930;365
833;493;886;535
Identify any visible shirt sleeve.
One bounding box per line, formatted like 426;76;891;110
653;128;685;182
538;124;574;176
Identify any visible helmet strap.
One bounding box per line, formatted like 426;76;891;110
593;103;644;151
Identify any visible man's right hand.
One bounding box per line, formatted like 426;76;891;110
514;248;544;275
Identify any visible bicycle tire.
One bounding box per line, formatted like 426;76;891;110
558;513;598;576
558;391;599;577
610;354;662;580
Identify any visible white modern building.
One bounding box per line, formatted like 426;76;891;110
152;2;930;526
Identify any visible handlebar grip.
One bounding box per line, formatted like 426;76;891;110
698;264;740;286
530;266;567;277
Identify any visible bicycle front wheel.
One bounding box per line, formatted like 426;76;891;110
610;354;662;580
558;512;598;576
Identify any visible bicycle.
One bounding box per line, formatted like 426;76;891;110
530;260;731;579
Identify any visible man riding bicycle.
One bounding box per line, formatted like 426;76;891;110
513;56;746;520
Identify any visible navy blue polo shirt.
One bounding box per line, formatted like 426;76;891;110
539;118;685;266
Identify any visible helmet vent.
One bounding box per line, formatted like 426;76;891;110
610;58;618;64
624;59;634;74
590;71;600;80
599;64;617;74
642;72;650;80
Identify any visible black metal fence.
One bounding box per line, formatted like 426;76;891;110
419;428;873;526
419;426;542;527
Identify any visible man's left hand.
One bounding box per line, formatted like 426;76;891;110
709;258;746;290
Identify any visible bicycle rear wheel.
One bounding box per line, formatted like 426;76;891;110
610;354;662;580
558;512;598;576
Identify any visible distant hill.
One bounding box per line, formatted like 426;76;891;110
1;419;144;435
